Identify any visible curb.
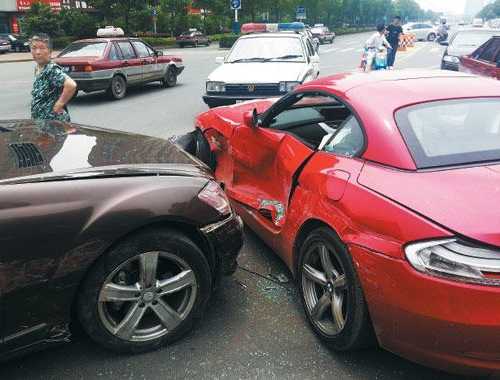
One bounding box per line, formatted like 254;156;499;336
0;58;34;64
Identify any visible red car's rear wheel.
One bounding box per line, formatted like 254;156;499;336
298;227;375;350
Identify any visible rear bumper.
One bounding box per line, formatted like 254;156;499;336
203;94;274;108
0;45;10;52
200;213;243;275
68;71;113;93
75;78;112;93
350;244;500;376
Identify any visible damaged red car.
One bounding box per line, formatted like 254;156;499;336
0;119;242;359
181;70;500;376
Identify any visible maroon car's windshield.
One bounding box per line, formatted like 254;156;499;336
59;42;107;57
395;98;500;168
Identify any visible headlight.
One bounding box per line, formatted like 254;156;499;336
279;81;301;93
24;42;29;46
405;239;500;286
198;181;231;216
206;81;225;92
443;55;459;63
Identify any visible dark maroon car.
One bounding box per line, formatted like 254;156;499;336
0;120;242;359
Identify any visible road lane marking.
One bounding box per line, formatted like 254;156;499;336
340;48;355;52
320;47;339;54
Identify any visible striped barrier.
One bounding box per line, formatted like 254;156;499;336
398;33;416;51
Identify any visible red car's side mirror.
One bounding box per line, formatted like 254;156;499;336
243;109;261;128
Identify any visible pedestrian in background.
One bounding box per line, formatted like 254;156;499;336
386;16;403;70
30;33;77;122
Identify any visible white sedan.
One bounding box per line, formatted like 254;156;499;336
402;22;438;41
203;32;320;108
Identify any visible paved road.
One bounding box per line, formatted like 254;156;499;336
0;33;472;380
0;32;444;138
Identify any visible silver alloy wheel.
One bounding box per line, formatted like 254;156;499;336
98;251;197;342
301;243;348;336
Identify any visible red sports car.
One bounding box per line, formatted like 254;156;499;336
180;70;500;376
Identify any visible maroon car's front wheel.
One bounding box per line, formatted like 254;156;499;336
298;227;375;351
77;228;212;353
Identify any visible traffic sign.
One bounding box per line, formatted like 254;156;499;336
230;0;241;10
296;6;306;20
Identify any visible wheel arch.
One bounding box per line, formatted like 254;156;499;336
292;218;345;276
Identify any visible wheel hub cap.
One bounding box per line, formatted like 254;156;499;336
143;291;155;303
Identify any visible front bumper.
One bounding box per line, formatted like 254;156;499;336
203;94;274;108
0;45;10;52
441;60;459;71
350;244;500;376
200;213;243;275
175;65;185;75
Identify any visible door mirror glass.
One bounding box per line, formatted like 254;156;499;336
156;50;163;56
215;56;225;64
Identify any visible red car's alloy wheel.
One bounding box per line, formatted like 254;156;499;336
301;241;348;336
298;228;374;350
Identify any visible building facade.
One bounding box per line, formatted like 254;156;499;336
0;0;87;34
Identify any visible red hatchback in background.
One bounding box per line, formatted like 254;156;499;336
180;70;500;376
54;37;184;100
460;35;500;80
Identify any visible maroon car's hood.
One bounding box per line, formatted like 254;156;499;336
0;120;210;182
358;163;500;247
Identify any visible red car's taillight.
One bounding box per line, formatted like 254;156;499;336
73;65;93;72
198;181;231;216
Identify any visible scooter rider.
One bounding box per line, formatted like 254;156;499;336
363;24;391;71
437;19;449;42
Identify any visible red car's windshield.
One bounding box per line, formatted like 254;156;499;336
395;98;500;168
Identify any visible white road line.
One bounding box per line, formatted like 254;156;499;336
340;47;355;53
320;47;339;54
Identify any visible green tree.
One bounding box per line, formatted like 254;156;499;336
59;9;98;37
20;1;62;37
478;0;500;20
87;0;148;32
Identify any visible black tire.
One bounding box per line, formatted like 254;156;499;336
428;33;436;41
162;66;177;88
194;128;216;171
77;228;212;354
107;75;127;100
298;227;375;351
